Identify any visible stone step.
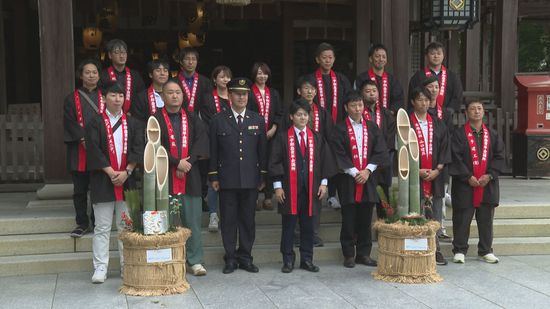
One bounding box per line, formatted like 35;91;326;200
2;237;550;277
2;218;549;257
445;204;550;219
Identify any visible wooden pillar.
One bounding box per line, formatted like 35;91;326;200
355;0;371;75
282;3;294;107
0;0;7;114
14;0;30;103
495;0;518;115
38;0;74;183
463;21;481;91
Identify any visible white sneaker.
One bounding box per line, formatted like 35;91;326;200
327;197;341;209
208;213;219;232
480;253;499;264
453;253;465;264
444;193;452;207
190;264;207;276
92;266;107;283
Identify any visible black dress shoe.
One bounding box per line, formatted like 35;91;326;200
343;257;355;268
239;262;259;273
355;255;377;267
222;263;237;274
299;261;319;272
313;236;324;247
281;263;293;273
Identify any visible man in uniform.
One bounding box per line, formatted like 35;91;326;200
355;44;405;114
450;100;505;264
130;59;169;123
209;78;267;274
64;58;103;237
100;39;145;114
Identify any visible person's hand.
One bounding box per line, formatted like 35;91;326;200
266;126;277;140
419;169;430;180
424;169;440;182
211;181;220;191
258;180;266;191
275;188;285;204
177;156;192;173
176;170;185;179
111;170;128;186
317;185;327;199
478;174;492;187
355;169;371;184
468;176;480;187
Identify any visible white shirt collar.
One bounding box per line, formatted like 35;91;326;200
231;108;246;119
348;116;363;125
293;126;307;137
106;109;123;119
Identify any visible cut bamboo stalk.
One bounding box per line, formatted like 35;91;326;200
408;128;420;214
396;108;410;150
155;146;169;214
146;116;161;151
143;142;156;212
397;146;410;217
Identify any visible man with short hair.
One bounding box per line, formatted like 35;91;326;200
64;58;103;238
449;100;505;264
176;47;212;116
408;42;463;114
130;59;170;122
355;43;405;114
100;39;145;114
329;91;388;269
209;78;267;274
154;79;209;276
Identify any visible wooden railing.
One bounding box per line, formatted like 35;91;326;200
0;114;44;182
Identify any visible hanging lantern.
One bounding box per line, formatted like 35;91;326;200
83;27;103;50
178;33;191;49
215;0;251;6
152;52;160;60
188;32;205;47
421;0;479;31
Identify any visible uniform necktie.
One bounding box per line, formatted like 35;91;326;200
237;115;243;127
299;131;306;156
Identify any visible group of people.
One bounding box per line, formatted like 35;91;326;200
63;39;504;284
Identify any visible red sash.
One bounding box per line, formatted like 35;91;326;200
252;84;271;132
108;66;132;114
368;68;389;109
411;113;434;198
74;89;104;172
102;112;127;201
212;89;221;113
464;123;490;208
424;66;447;120
346;117;368;203
178;72;199;112
311;103;320;133
162;108;189;195
315;69;338;124
287;127;315;216
363;101;382;127
147;86;158;115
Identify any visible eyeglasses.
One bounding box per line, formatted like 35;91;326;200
112;50;127;55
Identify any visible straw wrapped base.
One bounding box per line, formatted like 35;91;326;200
119;227;192;296
372;220;443;284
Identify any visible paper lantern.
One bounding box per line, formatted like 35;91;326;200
83;27;103;50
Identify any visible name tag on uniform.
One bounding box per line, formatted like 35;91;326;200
248;125;259;131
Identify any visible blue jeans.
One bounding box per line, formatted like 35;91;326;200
207;182;219;214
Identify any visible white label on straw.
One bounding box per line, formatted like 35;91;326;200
404;238;428;251
146;248;172;263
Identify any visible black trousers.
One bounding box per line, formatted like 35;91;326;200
452;204;495;256
340;202;374;258
281;192;314;265
71;171;94;228
219;188;258;264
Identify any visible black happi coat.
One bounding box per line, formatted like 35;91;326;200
154;109;209;196
178;72;212;116
85;114;144;204
410;115;451;198
199;91;232;126
365;104;396;187
268;129;337;216
247;86;284;131
355;70;405;113
408;68;463;113
130;87;163;123
282;102;333;141
99;67;145;111
310;71;352;124
208;109;267;189
449;125;505;208
329;119;388;205
63;87;102;171
428;106;454;131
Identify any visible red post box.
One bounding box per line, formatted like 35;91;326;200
513;74;550;177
